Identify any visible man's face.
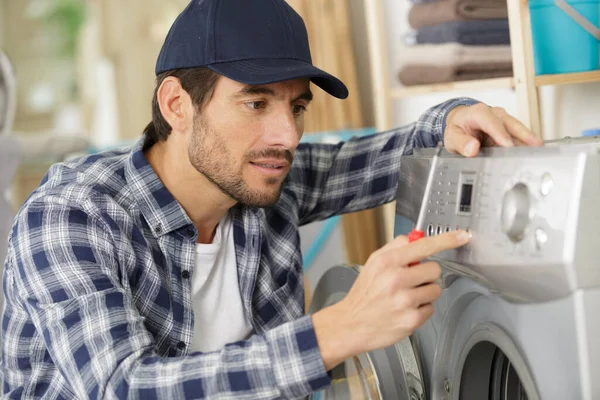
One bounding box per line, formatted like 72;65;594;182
188;76;312;207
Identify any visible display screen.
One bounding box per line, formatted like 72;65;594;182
459;183;474;213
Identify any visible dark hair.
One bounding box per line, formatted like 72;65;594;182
143;67;220;149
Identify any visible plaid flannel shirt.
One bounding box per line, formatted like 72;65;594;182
1;98;476;399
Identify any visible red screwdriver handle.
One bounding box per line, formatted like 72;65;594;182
408;229;425;266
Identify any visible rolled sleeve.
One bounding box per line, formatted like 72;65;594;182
265;315;330;398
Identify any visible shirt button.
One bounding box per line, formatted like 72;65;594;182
177;341;186;350
186;228;195;238
154;224;162;234
181;270;190;279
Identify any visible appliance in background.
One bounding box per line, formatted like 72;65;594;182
309;136;600;399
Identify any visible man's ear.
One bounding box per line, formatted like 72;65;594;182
157;77;191;134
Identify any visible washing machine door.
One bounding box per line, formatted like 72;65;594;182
309;265;427;400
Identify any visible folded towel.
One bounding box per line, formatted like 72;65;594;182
408;20;511;45
409;0;508;30
400;43;512;67
398;63;513;86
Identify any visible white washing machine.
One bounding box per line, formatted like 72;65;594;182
309;138;600;400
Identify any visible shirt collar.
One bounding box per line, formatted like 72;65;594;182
124;139;193;237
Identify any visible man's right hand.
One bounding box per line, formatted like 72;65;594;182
312;230;471;371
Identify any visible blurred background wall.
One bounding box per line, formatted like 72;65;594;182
0;0;383;303
3;0;600;302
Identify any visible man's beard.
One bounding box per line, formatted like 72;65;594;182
188;115;293;208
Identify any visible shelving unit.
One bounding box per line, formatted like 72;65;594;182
363;0;600;242
364;0;600;137
391;71;600;98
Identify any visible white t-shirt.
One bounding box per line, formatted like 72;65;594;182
190;213;253;353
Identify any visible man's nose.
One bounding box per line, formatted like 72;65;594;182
264;110;301;150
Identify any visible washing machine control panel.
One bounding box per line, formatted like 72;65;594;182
396;138;600;303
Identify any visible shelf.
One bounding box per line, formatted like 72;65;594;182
534;70;600;87
390;70;600;98
391;77;515;97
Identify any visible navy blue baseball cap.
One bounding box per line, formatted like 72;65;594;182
155;0;349;99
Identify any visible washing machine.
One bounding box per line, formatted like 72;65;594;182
309;137;600;400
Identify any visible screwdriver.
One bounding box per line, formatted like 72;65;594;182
408;141;444;266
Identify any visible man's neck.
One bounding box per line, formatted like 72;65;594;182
144;137;235;244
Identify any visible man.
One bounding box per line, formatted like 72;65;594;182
0;0;542;399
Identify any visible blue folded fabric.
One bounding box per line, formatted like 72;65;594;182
407;19;511;46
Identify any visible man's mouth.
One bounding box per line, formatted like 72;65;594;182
250;163;284;169
249;159;289;176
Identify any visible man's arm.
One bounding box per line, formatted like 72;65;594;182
288;98;478;225
5;198;330;399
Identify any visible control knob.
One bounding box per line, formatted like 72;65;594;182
501;182;532;242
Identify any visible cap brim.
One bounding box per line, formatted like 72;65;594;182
207;58;349;99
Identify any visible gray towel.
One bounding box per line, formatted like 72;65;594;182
409;19;511;45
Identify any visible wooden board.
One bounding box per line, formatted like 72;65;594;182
392;77;515;97
507;0;542;138
535;70;600;87
287;1;383;309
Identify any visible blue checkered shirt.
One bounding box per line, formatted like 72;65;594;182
1;98;475;399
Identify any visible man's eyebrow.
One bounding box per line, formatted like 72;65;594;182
233;85;276;98
233;85;313;103
294;90;313;103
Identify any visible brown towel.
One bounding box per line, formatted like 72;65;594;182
409;0;508;30
398;63;513;86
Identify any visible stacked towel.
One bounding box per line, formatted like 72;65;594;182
398;44;513;86
408;0;509;29
400;0;512;86
406;20;511;46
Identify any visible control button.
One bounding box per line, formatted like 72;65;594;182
445;226;451;233
436;225;443;235
535;228;548;250
540;173;554;196
428;224;434;236
501;182;532;242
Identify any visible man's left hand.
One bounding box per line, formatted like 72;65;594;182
444;103;544;157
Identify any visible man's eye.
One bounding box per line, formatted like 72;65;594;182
293;105;307;115
246;101;266;110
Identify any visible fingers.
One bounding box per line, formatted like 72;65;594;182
387;230;470;266
491;107;543;147
445;104;543;156
409;283;443;307
444;125;480;157
401;261;442;288
403;303;435;331
383;234;410;251
466;104;514;148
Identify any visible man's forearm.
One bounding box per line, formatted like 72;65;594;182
312;300;363;371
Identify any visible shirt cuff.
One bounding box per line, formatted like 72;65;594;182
265;315;331;398
441;98;481;135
